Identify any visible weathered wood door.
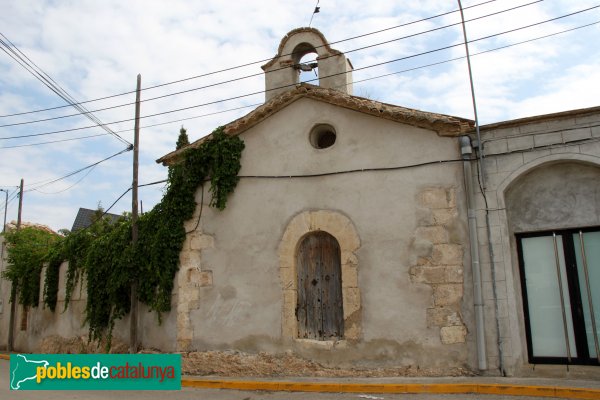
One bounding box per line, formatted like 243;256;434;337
296;231;344;340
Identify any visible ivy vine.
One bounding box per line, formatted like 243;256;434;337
2;226;59;308
4;126;244;347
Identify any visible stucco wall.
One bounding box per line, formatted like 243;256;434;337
505;162;600;232
472;107;600;377
178;98;475;369
0;237;9;347
0;245;176;353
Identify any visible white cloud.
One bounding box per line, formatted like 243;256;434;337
0;0;598;230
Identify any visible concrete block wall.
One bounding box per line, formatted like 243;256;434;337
470;107;600;376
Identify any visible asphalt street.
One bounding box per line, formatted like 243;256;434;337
0;358;566;400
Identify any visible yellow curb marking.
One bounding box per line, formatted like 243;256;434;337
181;379;600;399
0;356;596;399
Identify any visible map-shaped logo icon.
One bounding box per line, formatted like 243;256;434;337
10;354;49;390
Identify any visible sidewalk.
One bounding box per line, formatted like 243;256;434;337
181;375;600;399
2;353;599;398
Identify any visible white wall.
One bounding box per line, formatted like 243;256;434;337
182;98;475;368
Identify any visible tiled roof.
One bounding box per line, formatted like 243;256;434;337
71;208;122;232
156;83;474;165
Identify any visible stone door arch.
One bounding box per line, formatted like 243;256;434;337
279;210;361;341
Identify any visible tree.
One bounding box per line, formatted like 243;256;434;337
1;226;59;307
176;126;190;150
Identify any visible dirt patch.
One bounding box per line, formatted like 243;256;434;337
39;335;128;354
38;337;474;377
181;350;474;377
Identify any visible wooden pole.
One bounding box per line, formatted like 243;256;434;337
7;178;23;351
0;189;7;233
16;179;23;229
130;75;141;354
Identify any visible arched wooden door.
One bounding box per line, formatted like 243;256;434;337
296;231;344;340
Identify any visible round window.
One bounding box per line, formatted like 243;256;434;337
309;124;336;149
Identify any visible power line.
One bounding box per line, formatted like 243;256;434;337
70;187;132;233
1;6;595;142
349;21;600;88
31;165;98;195
24;147;131;192
3;19;596;150
0;0;499;119
138;179;168;188
0;133;109;149
0;188;18;209
1;190;20;217
0;103;263;148
0;33;132;147
102;187;131;215
0;0;543;128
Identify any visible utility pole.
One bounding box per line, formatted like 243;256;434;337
0;188;8;262
17;179;23;229
0;189;7;234
7;179;23;352
130;74;141;354
0;189;8;319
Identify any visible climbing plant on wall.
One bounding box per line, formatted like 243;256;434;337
34;126;244;345
2;226;60;308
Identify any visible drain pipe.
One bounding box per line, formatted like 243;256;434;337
459;136;487;371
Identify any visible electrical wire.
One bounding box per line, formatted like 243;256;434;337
138;179;168;188
31;164;98;195
186;183;204;234
2;6;596;142
100;187;131;216
3;19;596;150
1;190;20;217
0;133;109;149
0;188;18;209
137;132;600;185
0;103;263;148
349;21;600;88
86;121;600;236
0;0;544;128
69;186;132;233
0;0;499;119
23;147;131;192
0;33;132;147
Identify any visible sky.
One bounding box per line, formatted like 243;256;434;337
0;0;598;232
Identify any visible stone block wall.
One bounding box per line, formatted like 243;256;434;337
473;107;600;375
177;208;215;351
410;187;467;345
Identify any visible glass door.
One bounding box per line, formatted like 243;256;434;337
573;231;600;361
518;228;600;365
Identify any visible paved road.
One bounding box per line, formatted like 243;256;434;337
0;359;554;399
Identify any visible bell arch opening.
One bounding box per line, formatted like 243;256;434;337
296;50;319;85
